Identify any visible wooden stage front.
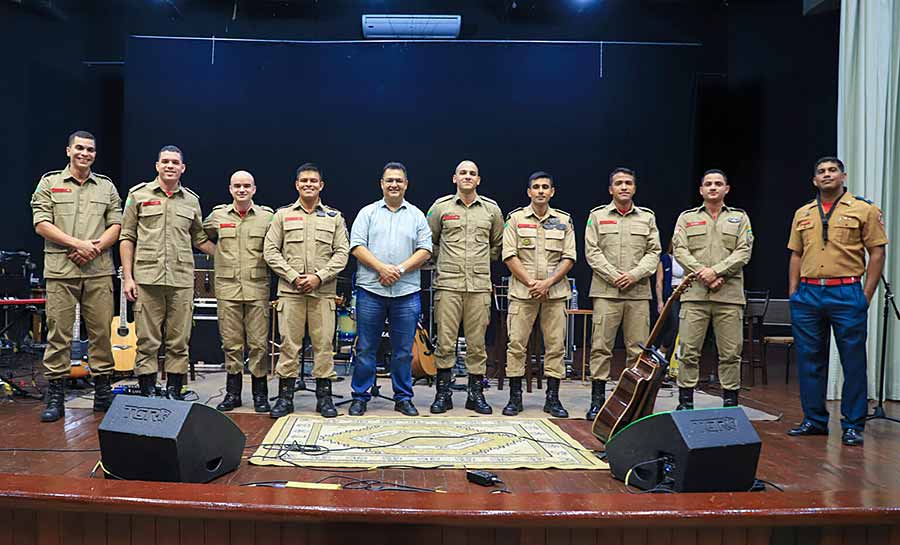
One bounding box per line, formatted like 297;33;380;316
1;366;899;545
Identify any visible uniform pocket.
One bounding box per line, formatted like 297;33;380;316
832;216;861;245
545;229;565;251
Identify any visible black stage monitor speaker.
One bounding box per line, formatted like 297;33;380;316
98;395;246;483
606;407;761;492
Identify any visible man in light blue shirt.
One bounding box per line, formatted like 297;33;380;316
349;162;432;416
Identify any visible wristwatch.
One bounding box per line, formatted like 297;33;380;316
397;264;406;274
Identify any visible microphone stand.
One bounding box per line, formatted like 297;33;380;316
866;275;900;423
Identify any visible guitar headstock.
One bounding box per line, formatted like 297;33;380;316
670;272;698;299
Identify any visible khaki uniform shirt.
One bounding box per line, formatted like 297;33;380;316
31;166;122;279
787;192;888;278
502;205;577;301
263;199;349;298
585;203;661;300
426;192;504;292
203;203;275;301
119;178;209;288
672;204;753;304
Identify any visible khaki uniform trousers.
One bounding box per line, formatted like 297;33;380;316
505;297;566;379
42;277;115;380
134;284;194;376
433;290;492;375
676;301;743;390
275;295;336;379
216;299;270;377
589;298;650;381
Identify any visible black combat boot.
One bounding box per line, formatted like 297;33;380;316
40;379;65;422
723;388;739;407
315;378;338;418
464;374;492;414
270;378;295;418
216;373;243;411
676;387;694;410
166;373;186;401
251;375;271;413
543;377;569;418
429;368;454;414
585;380;606;421
137;373;157;397
93;374;114;412
502;377;524;416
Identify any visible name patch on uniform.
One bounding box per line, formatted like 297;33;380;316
220;223;236;228
518;223;538;228
51;188;72;193
142;200;161;206
686;220;706;227
286;216;304;221
442;214;461;220
598;220;617;225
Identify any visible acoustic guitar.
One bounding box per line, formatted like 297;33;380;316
591;272;697;444
411;322;437;379
110;267;136;372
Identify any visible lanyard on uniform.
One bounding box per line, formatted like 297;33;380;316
815;189;846;244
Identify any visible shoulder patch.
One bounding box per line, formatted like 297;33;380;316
505;206;524;220
636;206;656;215
127;182;148;194
324;205;343;216
854;196;873;205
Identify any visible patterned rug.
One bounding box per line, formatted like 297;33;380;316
250;416;609;470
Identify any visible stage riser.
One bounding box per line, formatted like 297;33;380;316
2;510;898;545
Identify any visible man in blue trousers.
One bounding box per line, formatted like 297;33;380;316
348;162;432;416
787;156;887;446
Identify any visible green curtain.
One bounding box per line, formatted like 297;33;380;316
830;0;900;401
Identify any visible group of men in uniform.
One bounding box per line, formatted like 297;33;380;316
31;132;887;447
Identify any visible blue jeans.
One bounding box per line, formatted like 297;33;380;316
790;282;869;431
351;289;421;402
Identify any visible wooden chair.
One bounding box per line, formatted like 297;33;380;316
761;299;794;384
742;290;770;386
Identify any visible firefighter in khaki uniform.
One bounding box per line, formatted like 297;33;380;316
672;169;753;410
264;163;349;418
502;171;576;418
584;168;661;420
426;160;504;415
120;146;215;399
203;171;275;414
31;130;122;422
786;157;887;447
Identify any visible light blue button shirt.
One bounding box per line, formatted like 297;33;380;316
350;198;433;298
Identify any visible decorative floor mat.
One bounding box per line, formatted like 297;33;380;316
250;416;609;470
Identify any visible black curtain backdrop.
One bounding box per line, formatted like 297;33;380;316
124;37;708;305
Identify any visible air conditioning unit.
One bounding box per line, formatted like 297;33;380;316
362;14;461;39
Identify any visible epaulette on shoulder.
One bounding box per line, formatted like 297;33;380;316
805;198;817;206
259;205;274;213
434;194;455;205
212;204;228;210
506;206;524;220
127;182;148;194
93;172;112;183
480;195;499;206
589;204;606;214
182;186;200;199
729;207;746;215
854;195;873;205
552;207;571;218
276;203;294;211
40;170;62;180
637;206;655;215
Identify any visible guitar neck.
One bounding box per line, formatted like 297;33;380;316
646;272;697;346
117;266;128;327
72;302;81;342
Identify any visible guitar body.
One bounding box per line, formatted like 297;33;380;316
111;267;136;372
110;317;136;372
591;273;697;444
411;323;437;379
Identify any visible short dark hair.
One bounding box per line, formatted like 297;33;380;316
814;156;845;174
382;162;408;179
609;167;636;185
158;145;184;162
68;130;95;146
701;169;728;184
295;162;322;180
528;171;554;187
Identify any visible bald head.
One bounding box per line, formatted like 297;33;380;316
229;170;256;206
453;159;481;194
